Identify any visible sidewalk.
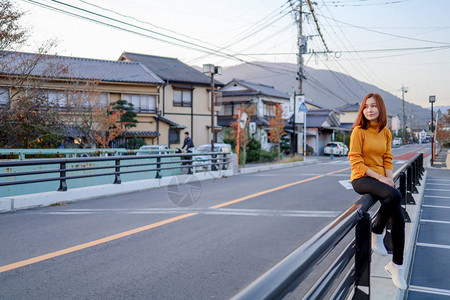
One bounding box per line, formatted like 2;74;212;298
405;149;450;299
372;149;450;300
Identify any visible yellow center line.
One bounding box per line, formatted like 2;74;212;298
210;167;351;209
0;166;351;274
0;213;198;274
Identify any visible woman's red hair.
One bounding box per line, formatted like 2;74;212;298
351;93;387;132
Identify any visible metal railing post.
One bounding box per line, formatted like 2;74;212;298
221;153;227;170
399;171;411;222
405;166;416;205
410;163;419;194
354;211;370;300
114;159;121;184
58;162;67;191
155;157;162;178
211;154;217;171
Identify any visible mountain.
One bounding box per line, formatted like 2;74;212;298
210;62;430;129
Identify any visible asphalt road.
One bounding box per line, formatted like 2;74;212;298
0;144;430;299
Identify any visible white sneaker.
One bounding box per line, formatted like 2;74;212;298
372;233;388;256
385;262;407;290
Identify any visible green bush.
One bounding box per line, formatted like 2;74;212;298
246;137;261;163
259;149;277;162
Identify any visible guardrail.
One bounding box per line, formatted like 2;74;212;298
232;153;424;300
0;152;231;193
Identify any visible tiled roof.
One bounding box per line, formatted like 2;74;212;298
121;52;221;86
223;79;290;99
155;115;185;128
123;131;160;137
335;103;360;112
0;51;163;84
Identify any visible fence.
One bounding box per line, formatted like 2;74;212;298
0;152;231;197
232;153;424;300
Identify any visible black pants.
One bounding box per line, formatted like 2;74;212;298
352;176;405;265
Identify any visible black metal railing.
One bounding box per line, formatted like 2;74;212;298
0;152;231;192
232;153;424;300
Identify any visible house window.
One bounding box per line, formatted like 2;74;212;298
264;103;275;117
219;104;234;116
0;88;9;107
99;93;108;106
173;89;192;107
169;129;180;144
122;94;156;112
44;90;68;107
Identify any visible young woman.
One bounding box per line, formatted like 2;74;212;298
349;93;407;290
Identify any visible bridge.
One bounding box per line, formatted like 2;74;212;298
0;145;448;299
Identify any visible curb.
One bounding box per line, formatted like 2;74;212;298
0;169;233;213
238;159;320;174
1;158;321;213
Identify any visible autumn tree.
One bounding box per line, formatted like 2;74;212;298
436;109;450;146
225;103;256;165
61;80;125;148
0;0;27;51
0;1;66;148
267;104;286;161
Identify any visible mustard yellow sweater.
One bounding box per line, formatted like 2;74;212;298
349;123;393;182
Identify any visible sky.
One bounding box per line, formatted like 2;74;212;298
14;0;450;109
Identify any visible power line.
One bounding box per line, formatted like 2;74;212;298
317;13;450;45
22;0;299;77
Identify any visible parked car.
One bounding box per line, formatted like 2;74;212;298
323;142;349;156
136;145;169;155
193;143;232;171
393;137;403;146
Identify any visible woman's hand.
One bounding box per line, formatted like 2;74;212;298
378;176;394;187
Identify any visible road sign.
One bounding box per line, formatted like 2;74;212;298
298;102;308;112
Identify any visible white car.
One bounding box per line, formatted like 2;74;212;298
393;137;403;146
323;142;349;156
193;143;232;171
136;145;169;155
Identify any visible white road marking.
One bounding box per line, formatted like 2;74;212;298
424;195;450;199
421;219;450;225
422;204;450;209
408;285;450;296
39;208;342;218
417;242;450;250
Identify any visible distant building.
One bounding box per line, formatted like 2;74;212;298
217;79;290;151
0;51;168;147
119;52;223;148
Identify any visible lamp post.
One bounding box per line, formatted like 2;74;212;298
429;95;436;164
203;64;222;152
401;85;408;143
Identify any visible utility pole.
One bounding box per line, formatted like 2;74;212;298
297;0;303;94
295;0;304;156
401;85;408;142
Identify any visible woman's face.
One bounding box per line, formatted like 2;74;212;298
363;97;379;122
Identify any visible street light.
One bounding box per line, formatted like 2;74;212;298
203;64;222;152
401;85;408;143
429;95;436;164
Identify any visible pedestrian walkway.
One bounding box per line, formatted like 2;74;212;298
432;148;450;169
406;149;450;299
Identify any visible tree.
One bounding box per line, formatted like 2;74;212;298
111;99;138;129
226;103;256;165
0;1;65;148
267;104;286;161
436;109;450;147
0;0;27;51
61;80;125;148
